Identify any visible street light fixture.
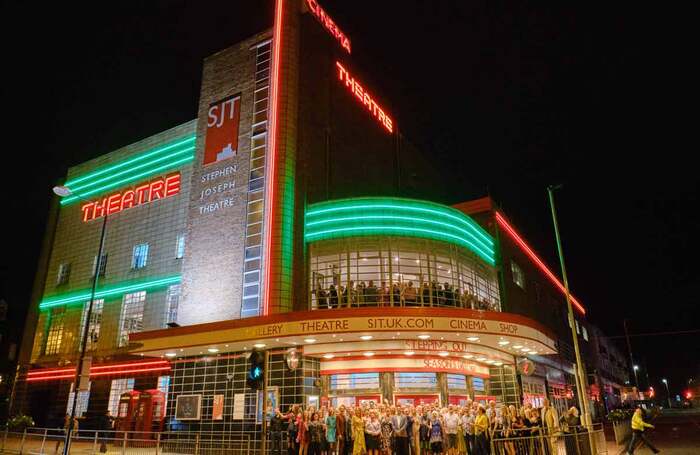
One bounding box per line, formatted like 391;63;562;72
662;378;672;408
633;365;640;391
53;185;108;455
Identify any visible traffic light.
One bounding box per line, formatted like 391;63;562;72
247;350;265;389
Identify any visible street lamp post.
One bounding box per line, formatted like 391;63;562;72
547;186;592;428
662;378;671;408
53;185;108;455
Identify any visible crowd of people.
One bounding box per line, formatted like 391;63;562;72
268;398;583;455
312;280;498;312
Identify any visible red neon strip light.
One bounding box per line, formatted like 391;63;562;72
262;0;284;317
89;366;170;377
27;360;170;382
495;211;586;315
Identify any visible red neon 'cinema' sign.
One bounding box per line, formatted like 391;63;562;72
336;61;394;133
306;0;351;53
80;173;181;222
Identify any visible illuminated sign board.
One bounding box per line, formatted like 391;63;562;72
335;61;393;133
306;0;351;53
204;95;241;166
80;173;181;222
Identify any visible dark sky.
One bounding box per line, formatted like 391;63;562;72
2;1;696;396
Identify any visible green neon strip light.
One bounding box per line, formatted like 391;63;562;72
64;136;195;187
306;214;493;255
39;275;181;310
61;154;194;205
307;203;493;246
69;146;194;193
304;197;496;265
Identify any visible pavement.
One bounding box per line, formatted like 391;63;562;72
608;408;700;455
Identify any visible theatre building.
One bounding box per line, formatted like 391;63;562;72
12;0;593;443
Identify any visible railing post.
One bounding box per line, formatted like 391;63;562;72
19;428;27;454
92;429;99;454
156;432;161;455
1;427;6;451
195;433;200;455
538;428;546;455
121;431;127;455
39;428;48;455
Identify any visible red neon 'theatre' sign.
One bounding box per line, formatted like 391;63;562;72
80;173;181;222
336;61;394;133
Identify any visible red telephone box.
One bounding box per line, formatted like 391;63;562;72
116;391;141;437
134;389;166;438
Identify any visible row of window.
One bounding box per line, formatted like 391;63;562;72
56;235;185;286
43;285;181;356
329;372;484;391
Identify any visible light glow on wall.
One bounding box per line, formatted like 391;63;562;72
305;198;496;265
39;275;181;310
60;135;195;205
495;211;586;314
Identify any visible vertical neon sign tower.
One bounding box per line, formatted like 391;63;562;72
263;0;300;315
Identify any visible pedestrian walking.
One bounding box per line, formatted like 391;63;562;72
627;407;659;454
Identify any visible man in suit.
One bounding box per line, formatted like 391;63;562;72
336;405;346;455
392;407;409;455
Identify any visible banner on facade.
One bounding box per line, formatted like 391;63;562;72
203;95;241;166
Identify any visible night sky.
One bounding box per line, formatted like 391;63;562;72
2;1;697;397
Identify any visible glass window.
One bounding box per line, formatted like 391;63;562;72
165;285;181;326
92;254;108;277
119;291;146;347
44;307;65;355
472;377;485;392
447;374;468;390
67;381;91;417
395;372;438;389
175;234;185;259
131;243;149;269
57;262;71;285
582;326;589;341
511;260;525;289
108;378;135;416
158;375;170;406
575;320;580;335
330;373;380;390
80;299;104;351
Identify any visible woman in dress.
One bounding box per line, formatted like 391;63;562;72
429;411;444;455
380;409;394;454
326;408;337;455
411;407;421;455
365;410;382;455
420;409;432;454
352;408;366;455
309;412;324;455
456;408;467;454
298;411;310;455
